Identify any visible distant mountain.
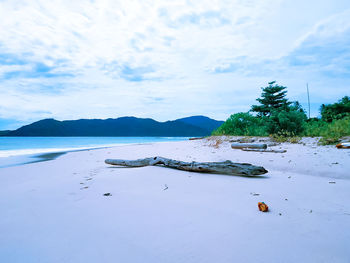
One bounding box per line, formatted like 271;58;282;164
5;116;224;137
176;116;224;132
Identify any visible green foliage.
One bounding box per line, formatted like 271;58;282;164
321;96;350;122
271;132;301;143
212;112;268;136
266;109;307;135
304;98;350;144
251;81;291;117
289;101;306;114
214;81;349;143
302;118;325;137
303;117;350;144
215;83;307;137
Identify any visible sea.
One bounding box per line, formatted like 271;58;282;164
0;137;188;168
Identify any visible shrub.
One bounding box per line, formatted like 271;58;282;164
271;132;301;143
303;118;326;137
321;96;350;122
213;112;268;136
266;109;306;135
303;117;350;144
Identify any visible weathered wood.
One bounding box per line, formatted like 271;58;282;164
266;142;280;147
231;143;267;149
230;138;255;143
189;137;205;140
241;148;287;153
105;156;268;177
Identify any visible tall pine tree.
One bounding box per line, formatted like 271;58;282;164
251;81;291;117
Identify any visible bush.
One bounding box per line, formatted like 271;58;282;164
271;133;301;143
215;86;349;142
321;96;350;122
266;109;306;135
303;118;326;137
303;117;350;144
213;112;268;136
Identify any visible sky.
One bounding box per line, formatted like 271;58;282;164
0;0;350;130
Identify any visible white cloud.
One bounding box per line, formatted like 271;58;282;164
0;0;350;129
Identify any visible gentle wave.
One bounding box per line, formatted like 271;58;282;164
0;137;188;160
0;144;124;158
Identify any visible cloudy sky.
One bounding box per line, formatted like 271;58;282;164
0;0;349;129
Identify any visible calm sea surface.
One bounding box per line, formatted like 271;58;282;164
0;137;188;168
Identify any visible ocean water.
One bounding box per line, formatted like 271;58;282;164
0;137;188;168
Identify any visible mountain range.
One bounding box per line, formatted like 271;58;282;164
1;116;224;137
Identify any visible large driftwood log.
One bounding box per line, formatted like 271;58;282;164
105;156;268;177
231;143;267;149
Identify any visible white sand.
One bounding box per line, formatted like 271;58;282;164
0;138;350;263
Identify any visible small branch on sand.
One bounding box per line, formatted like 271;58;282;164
241;148;287;153
105;156;268;177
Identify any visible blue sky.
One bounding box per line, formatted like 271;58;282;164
0;0;350;130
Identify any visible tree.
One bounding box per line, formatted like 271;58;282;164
267;109;307;135
251;81;291;117
320;96;350;122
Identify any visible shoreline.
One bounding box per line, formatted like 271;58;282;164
0;138;349;262
0;146;114;169
0;138;189;168
1;136;349;177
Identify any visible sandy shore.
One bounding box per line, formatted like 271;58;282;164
0;138;350;263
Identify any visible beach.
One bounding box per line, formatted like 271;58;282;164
0;138;350;263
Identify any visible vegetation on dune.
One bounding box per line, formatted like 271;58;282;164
320;96;350;122
303;117;350;144
212;112;268;136
213;81;350;144
267;107;306;135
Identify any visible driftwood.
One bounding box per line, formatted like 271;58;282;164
189;137;205;141
230;138;256;143
105;156;268;177
241;148;287;153
231;143;267;149
266;142;280;147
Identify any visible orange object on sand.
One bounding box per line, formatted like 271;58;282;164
336;143;350;149
258;202;269;212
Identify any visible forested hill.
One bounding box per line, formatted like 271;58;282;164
4;116;224;137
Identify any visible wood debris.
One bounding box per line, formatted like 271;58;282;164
105;156;268;177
